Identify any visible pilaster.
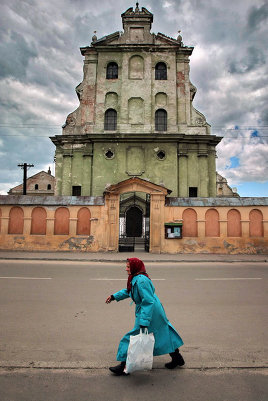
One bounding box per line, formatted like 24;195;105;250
198;155;209;197
23;208;32;235
150;192;165;253
208;147;217;197
178;144;188;197
0;208;10;234
61;154;73;195
82;154;93;196
106;193;120;251
55;152;63;195
46;209;55;235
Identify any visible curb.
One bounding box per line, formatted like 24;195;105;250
0;257;267;263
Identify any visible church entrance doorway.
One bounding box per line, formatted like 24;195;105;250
119;192;150;252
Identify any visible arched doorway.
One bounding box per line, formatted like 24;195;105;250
105;177;170;253
126;206;143;237
119;191;150;252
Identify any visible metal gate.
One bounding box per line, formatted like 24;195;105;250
118;192;150;252
144;194;150;252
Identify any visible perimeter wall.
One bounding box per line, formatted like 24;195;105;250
0;195;267;254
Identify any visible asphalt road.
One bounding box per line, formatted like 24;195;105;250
0;260;267;368
0;260;267;400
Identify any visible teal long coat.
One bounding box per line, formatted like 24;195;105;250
113;274;184;362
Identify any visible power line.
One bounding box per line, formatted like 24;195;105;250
0;124;268;129
0;134;268;138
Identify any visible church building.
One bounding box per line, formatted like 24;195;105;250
51;3;221;199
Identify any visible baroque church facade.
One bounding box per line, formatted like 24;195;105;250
51;4;221;199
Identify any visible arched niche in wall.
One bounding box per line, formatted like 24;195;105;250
155;92;167;108
249;209;264;237
77;207;91;235
31;207;47;235
129;55;144;80
205;209;220;237
182;208;197;237
8;207;24;234
54;207;70;235
128;97;144;124
227;209;241;237
105;92;118;109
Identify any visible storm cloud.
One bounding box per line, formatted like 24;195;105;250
0;0;267;195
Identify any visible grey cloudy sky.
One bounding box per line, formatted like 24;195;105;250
0;0;267;196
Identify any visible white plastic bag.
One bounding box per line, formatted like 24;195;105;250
125;329;155;374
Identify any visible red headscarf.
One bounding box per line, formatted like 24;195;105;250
127;257;151;292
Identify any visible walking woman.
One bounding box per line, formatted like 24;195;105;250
105;257;185;375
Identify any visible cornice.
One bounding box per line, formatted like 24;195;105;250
50;133;222;146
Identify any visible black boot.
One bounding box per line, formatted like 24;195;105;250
109;361;127;376
165;349;185;369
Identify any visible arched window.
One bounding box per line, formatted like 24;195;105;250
104;109;117;131
249;209;263;237
205;209;220;237
54;207;69;235
182;208;197;237
106;62;118;79
155;62;167;80
155;109;167;131
35;184;38;190
47;184;51;190
8;207;24;234
77;208;91;235
227;209;241;237
31;207;47;235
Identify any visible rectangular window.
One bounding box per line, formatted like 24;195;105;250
189;187;198;197
72;186;81;196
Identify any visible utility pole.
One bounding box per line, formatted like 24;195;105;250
17;163;34;195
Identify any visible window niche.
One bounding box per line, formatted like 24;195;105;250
128;97;144;124
129;55;144;80
155;92;167;107
105;92;118;109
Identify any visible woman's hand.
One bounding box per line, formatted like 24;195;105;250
105;295;114;304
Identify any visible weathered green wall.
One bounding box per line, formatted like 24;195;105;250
55;138;218;197
92;142;178;196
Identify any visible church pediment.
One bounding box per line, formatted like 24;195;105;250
91;31;120;46
155;32;182;46
104;177;171;196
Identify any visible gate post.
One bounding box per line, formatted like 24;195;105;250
150;192;165;253
106;192;119;251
